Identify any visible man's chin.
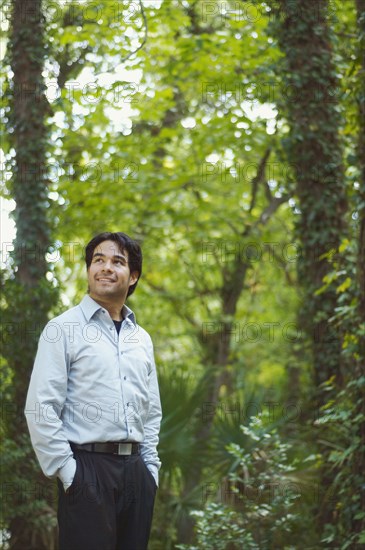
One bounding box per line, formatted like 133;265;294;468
90;289;126;301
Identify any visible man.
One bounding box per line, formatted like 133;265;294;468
25;231;162;550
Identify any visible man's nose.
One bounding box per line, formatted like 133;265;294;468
102;260;114;271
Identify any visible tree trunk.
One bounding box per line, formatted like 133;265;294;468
4;1;57;547
274;0;347;397
353;0;365;536
273;0;348;537
356;0;365;346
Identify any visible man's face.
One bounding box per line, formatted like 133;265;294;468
87;240;138;303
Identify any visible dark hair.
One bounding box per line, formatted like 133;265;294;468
85;232;142;297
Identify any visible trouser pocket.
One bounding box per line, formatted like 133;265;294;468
140;456;158;491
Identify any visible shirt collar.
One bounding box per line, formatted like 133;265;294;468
121;303;136;325
80;295;137;326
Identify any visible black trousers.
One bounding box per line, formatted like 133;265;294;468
57;450;157;550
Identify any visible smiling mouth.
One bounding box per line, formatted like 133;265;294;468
97;278;115;282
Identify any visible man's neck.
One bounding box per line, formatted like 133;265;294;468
89;295;125;321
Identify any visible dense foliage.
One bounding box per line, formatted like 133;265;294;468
1;1;364;548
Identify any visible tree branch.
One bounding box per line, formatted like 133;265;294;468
57;44;92;89
249;147;272;213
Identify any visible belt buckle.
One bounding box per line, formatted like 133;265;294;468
118;443;131;455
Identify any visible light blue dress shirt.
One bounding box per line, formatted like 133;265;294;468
25;295;162;489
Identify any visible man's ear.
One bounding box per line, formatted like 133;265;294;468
129;271;139;286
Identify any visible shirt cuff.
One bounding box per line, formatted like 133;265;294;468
58;457;77;492
146;463;159;487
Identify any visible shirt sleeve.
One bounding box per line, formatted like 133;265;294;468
24;321;76;485
140;336;162;487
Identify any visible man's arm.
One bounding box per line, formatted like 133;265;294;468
140;337;162;487
24;322;76;490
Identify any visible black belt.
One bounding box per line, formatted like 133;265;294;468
70;442;140;455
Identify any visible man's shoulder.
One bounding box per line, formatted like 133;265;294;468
134;322;153;345
39;304;84;344
132;320;148;336
46;303;83;326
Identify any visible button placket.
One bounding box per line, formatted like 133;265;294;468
117;329;129;435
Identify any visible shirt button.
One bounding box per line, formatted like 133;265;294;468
124;376;127;380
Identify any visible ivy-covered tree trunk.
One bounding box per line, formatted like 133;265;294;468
271;0;348;538
354;0;365;537
3;1;58;547
356;0;365;350
273;0;347;398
